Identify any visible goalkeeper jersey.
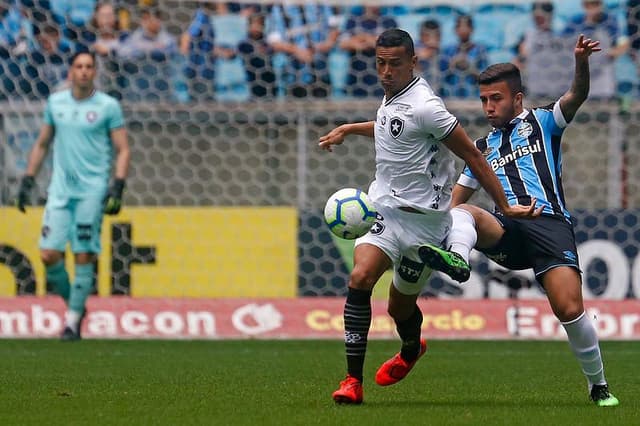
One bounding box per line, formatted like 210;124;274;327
43;89;124;199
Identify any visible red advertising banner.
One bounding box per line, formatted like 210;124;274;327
0;297;639;340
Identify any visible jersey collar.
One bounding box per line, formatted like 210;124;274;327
510;109;529;124
492;109;529;133
384;76;420;106
71;89;96;102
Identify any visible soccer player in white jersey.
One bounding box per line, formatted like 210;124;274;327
319;29;540;404
16;51;130;341
421;35;619;406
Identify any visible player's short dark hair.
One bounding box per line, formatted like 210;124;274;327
533;1;554;13
376;29;415;57
421;19;440;32
478;63;523;95
456;15;473;29
33;23;59;37
69;51;96;66
141;6;165;19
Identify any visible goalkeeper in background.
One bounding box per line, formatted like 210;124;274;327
16;51;130;341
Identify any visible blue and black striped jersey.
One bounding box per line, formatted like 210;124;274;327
459;101;571;220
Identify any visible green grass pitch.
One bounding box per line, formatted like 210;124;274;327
0;340;637;425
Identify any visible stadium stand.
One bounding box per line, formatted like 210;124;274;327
0;1;637;102
1;0;640;300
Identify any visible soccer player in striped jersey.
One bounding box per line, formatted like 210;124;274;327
420;35;619;406
16;51;130;341
319;29;539;404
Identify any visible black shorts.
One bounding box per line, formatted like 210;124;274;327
480;213;581;281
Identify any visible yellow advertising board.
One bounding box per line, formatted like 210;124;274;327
0;207;298;298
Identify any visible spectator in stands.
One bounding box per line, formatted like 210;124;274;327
339;6;397;98
81;2;128;56
180;2;234;101
19;0;54;29
266;2;340;98
627;0;640;70
226;2;263;17
237;13;276;98
564;0;629;100
415;19;443;95
24;23;73;99
49;0;96;28
115;7;177;101
75;2;129;99
440;15;488;98
116;7;176;60
47;0;96;47
515;2;574;100
0;0;31;57
0;0;33;100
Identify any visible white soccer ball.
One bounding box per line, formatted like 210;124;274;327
324;188;377;240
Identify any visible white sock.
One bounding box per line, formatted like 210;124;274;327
447;208;477;263
65;310;82;333
561;311;606;389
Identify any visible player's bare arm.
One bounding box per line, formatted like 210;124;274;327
318;121;374;152
111;127;130;180
103;127;131;216
15;124;55;212
450;183;476;208
559;35;601;122
25;124;55;176
443;124;542;219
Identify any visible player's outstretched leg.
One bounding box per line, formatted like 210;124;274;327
418;244;471;282
375;338;427;386
590;384;619;407
332;375;363;404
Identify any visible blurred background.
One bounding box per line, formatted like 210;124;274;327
1;0;639;339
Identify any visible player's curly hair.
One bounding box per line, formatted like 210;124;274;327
478;63;524;95
376;29;415;57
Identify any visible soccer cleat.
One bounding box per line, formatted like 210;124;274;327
332;375;363;404
60;326;81;342
590;384;620;407
60;310;87;342
375;338;427;386
418;244;471;283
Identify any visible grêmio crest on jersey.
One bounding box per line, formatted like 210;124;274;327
389;117;404;138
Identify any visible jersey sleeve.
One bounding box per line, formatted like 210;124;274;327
534;102;566;136
42;98;53;125
107;99;125;130
552;101;568;130
416;97;458;141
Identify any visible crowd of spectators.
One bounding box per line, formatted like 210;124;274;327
0;0;638;103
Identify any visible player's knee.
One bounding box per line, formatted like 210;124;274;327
555;304;584;323
349;267;378;290
386;303;410;321
75;253;96;264
40;250;63;266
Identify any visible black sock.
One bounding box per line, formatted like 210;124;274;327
343;287;372;382
396;306;423;362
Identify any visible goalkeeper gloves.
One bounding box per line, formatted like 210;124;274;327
16;175;35;213
104;178;125;215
